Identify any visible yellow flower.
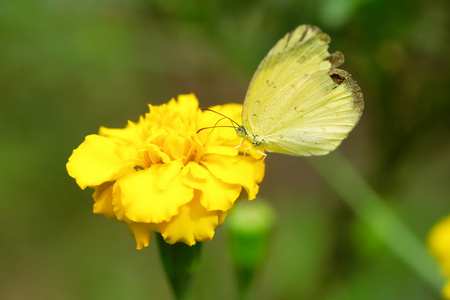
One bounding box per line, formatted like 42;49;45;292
67;94;265;249
428;215;450;299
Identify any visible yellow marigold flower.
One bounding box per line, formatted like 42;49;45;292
67;94;264;249
428;215;450;299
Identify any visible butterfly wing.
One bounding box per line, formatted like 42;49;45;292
242;25;363;156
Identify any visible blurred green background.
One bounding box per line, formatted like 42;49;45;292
1;0;450;299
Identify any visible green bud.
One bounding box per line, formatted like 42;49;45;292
226;199;276;299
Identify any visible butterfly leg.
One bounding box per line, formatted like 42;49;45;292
234;139;248;164
255;149;266;180
256;149;267;158
235;138;245;150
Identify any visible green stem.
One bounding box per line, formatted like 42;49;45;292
307;151;443;291
156;234;202;300
236;268;253;300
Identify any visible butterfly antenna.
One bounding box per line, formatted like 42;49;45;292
196;116;236;134
197;125;236;134
200;108;241;127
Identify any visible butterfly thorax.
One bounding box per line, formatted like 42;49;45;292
236;125;265;148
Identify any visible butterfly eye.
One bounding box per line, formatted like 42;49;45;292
236;126;247;138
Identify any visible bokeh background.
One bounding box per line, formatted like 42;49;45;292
1;0;450;299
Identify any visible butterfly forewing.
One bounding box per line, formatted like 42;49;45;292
241;25;363;156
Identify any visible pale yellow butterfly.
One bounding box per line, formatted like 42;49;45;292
236;24;363;156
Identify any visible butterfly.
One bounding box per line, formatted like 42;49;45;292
236;25;363;157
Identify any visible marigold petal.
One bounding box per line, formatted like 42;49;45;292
177;94;199;113
183;161;209;179
204;145;238;156
99;120;143;146
192;138;205;163
126;222;167;250
147;144;171;165
164;135;186;160
203;155;264;200
114;165;193;223
444;281;450;300
183;170;242;211
201;178;241;211
428;215;450;275
67;135;128;189
126;222;152;250
93;182;116;219
158;160;184;190
218;211;228;225
161;198;219;246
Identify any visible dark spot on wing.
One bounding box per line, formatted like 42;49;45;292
293;106;305;113
329;69;348;85
266;80;277;88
